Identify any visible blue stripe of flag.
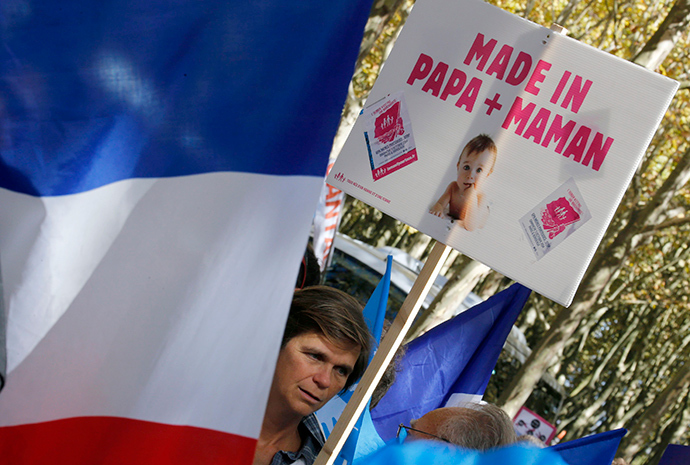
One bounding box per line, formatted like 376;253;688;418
1;1;372;196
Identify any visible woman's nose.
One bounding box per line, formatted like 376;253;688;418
312;366;332;388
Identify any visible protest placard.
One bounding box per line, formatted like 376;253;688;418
514;406;557;445
327;0;678;306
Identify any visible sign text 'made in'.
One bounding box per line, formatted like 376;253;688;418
406;33;614;172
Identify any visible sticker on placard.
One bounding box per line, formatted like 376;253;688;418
520;178;591;260
363;92;418;181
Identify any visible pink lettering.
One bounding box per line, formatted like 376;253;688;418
485;44;514;80
550;71;571;105
463;33;497;71
454;77;483;113
562;126;592;163
505;52;533;86
501;96;535;135
440;69;467;101
524;60;552;96
541;115;576;154
561;75;592;113
421;62;449;97
582;133;614;171
522;107;552;144
502;100;612;171
407;53;434;85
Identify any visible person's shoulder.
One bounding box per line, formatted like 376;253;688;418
301;413;325;447
298;414;325;465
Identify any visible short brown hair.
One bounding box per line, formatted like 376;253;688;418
458;134;497;175
283;286;372;391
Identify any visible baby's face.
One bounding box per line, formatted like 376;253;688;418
456;148;494;190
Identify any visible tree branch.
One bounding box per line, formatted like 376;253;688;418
632;0;690;70
639;214;690;234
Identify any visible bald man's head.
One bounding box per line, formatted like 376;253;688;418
411;404;516;451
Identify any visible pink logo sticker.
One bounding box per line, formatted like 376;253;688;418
364;92;417;181
374;102;404;144
541;197;580;239
520;178;591;260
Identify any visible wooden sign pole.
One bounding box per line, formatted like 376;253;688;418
313;241;451;465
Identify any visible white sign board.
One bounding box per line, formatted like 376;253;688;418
514;406;557;445
328;0;678;306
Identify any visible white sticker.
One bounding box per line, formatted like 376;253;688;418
363;92;418;181
520;178;592;260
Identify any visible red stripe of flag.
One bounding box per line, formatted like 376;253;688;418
0;416;256;464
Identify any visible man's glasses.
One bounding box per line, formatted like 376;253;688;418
396;424;451;443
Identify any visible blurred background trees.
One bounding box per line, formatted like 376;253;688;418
329;1;690;463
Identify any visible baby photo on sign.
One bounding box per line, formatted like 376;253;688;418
429;134;497;231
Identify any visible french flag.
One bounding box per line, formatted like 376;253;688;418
0;1;372;463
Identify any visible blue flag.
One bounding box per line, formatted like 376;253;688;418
362;255;393;345
549;428;627;465
658;444;690;465
318;256;392;464
371;283;532;441
357;441;569;465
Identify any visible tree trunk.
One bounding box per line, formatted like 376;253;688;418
373;214;399;247
618;364;690;462
406;233;432;260
440;249;462;276
568;375;618;438
523;0;537;18
568;319;638;398
406;260;491;341
632;0;690;71
644;396;689;465
475;270;507;299
354;0;408;71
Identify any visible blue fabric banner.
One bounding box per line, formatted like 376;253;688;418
357;441;568;465
549;428;627;465
658;444;690;465
371;283;532;441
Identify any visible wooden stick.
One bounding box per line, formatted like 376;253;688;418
313;241;451;465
